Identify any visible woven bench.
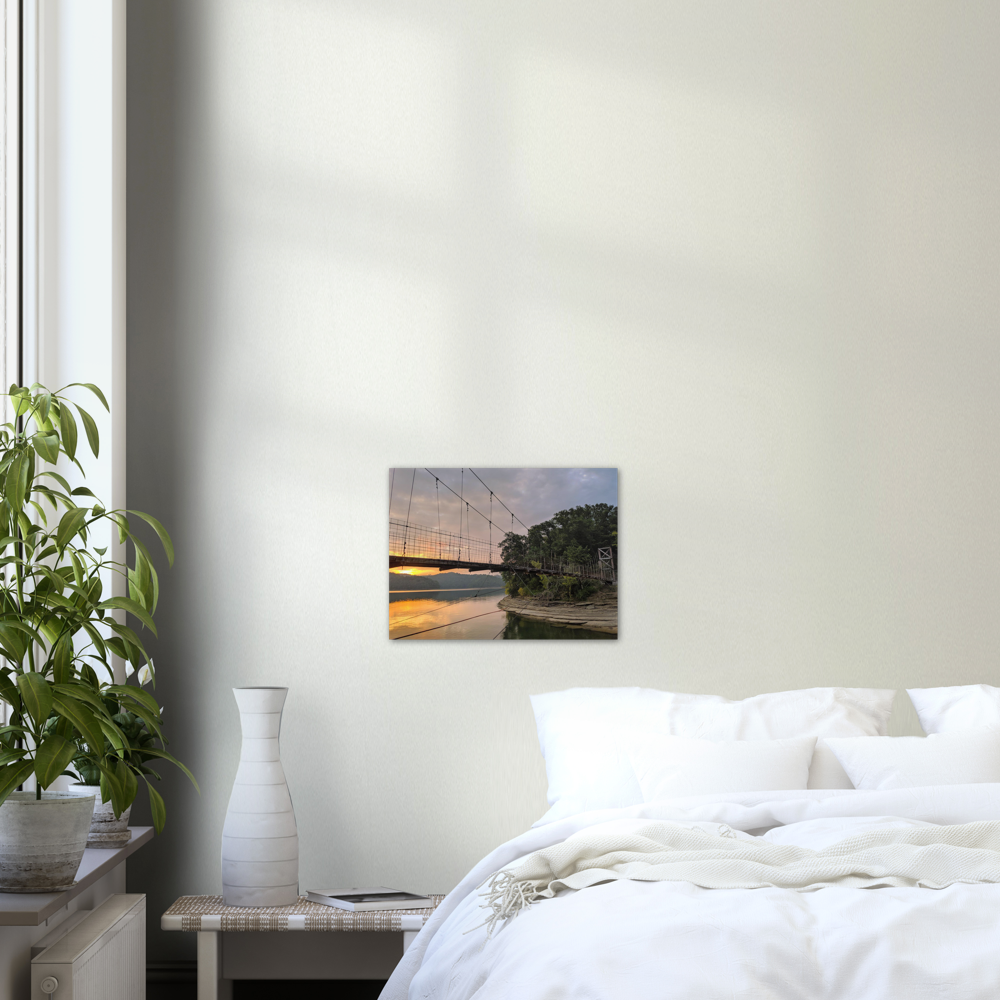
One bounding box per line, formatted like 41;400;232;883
162;894;445;1000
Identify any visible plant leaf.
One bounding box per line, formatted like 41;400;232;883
4;451;27;512
119;758;138;810
9;387;31;418
0;629;26;667
109;511;129;544
30;432;60;464
127;510;175;567
0;622;43;665
97;717;127;752
0;619;46;643
106;684;161;718
39;469;73;492
103;619;147;650
97;762;126;816
35;565;69;597
139;748;199;792
103;636;129;660
0;760;35;806
97;758;138;818
56;507;90;549
24;448;35;504
145;779;167;833
34;734;77;790
53;681;109;713
16;672;53;726
99;770;111;809
60;405;79;461
68;550;85;588
63;382;110;412
129;537;154;600
86;383;110;411
53;692;107;753
75;404;100;458
52;635;74;684
97;596;157;636
0;671;21;708
117;699;163;739
16;511;33;543
81;622;109;661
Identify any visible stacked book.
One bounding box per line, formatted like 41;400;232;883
306;887;434;912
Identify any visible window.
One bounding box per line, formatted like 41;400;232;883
2;0;22;403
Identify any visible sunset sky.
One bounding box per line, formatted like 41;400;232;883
389;468;617;574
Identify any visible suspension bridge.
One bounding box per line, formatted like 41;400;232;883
389;468;616;583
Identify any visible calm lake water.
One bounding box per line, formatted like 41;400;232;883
389;588;616;640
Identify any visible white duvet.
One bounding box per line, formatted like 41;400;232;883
382;784;1000;1000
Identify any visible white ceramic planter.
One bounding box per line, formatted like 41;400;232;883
71;785;133;848
222;687;298;907
0;791;96;892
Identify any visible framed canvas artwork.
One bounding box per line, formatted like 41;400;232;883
389;468;617;640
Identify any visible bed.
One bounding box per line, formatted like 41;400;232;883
382;684;1000;1000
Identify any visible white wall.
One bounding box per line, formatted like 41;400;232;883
126;0;1000;961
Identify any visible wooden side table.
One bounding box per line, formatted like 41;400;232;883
162;894;445;1000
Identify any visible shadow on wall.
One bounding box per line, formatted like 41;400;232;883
126;0;201;971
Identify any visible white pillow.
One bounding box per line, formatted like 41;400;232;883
631;735;817;801
530;687;896;823
826;731;1000;790
907;685;1000;734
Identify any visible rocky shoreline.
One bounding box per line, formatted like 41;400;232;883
498;592;618;635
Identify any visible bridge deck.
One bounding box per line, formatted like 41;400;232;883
389;555;610;580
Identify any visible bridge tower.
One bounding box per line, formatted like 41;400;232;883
597;546;616;583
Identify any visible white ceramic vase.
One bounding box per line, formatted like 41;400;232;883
221;687;298;907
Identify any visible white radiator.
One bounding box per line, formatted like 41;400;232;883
30;894;145;1000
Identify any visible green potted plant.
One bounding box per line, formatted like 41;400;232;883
69;694;166;847
0;382;194;891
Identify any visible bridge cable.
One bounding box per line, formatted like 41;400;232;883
425;469;524;549
456;469;463;559
404;468;416;523
389;468;395;517
403;468;416;555
435;477;441;558
467;468;531;534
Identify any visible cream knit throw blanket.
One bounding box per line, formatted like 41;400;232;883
481;820;1000;936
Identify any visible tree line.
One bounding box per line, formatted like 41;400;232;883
498;503;617;601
